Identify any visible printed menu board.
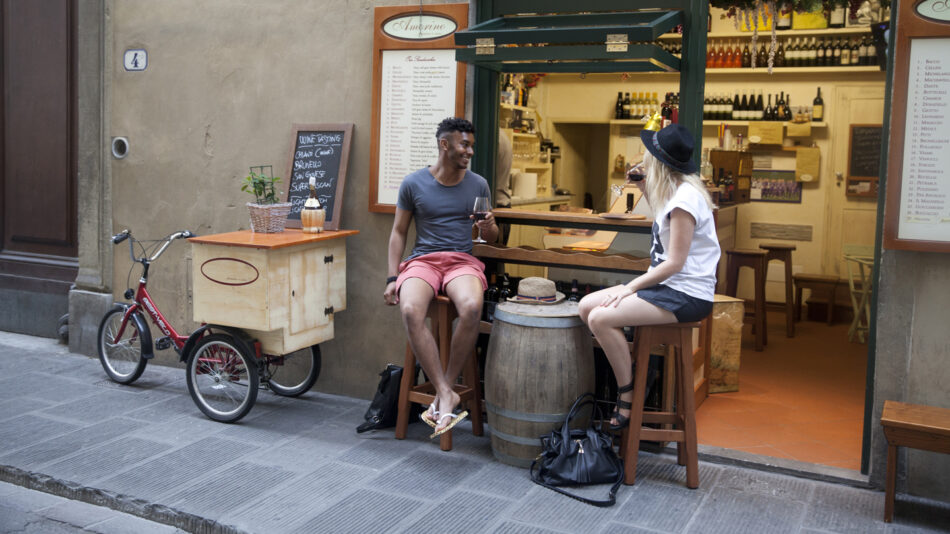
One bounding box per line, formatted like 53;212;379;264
376;49;457;206
897;38;950;241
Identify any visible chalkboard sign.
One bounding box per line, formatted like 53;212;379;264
848;124;883;179
283;123;354;231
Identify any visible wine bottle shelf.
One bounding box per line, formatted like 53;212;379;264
500;103;536;112
660;27;873;39
709;66;882;74
702;120;827;128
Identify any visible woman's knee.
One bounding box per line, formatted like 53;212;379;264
577;295;597;323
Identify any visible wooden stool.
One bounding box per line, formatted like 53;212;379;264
881;401;950;522
792;274;839;325
621;322;701;489
759;243;796;338
725;249;767;352
394;295;484;451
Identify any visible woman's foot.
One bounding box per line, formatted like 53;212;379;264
433;390;461;434
609;382;635;431
420;402;439;428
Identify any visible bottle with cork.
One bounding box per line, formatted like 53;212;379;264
301;177;325;233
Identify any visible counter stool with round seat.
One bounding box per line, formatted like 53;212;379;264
759;242;797;338
620;321;701;489
724;248;767;352
394;295;484;451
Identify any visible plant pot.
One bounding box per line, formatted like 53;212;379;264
247;202;291;233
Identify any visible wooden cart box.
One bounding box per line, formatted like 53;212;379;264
189;229;358;355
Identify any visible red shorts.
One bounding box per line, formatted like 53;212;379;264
396;252;487;295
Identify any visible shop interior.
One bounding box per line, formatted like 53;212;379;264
486;13;886;472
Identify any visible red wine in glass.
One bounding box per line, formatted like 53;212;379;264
473;196;490;243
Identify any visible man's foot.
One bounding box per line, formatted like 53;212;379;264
432;391;461;434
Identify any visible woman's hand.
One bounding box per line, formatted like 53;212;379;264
599;285;635;308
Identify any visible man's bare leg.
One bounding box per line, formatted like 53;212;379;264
397;277;445;423
434;274;483;430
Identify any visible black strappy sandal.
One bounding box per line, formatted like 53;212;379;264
609;380;634;431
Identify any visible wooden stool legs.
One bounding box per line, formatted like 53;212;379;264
725;249;767;352
760;244;796;338
394;295;483;451
622;323;700;489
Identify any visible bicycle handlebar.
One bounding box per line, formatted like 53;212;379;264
112;230;130;244
111;229;195;263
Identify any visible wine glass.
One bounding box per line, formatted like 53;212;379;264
472;196;491;244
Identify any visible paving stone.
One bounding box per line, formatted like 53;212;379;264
215;403;328;445
166;461;293;518
43;436;174;483
601;523;673;534
97;436;249;499
292;488;422;534
337;432;426;471
85;513;186;533
368;449;482;501
0;372;98;402
715;465;815;503
491;521;570;534
886;494;950;533
0;414;79;451
0;504;34;532
0;483;68;512
634;452;722;490
0;417;146;468
240;434;340;472
41;389;170;423
0;397;55;422
39;499;120;528
127;411;228;445
464;460;538;500
612;480;705;532
803;483;886;533
684;486;806;534
402;490;512;534
230;461;376;532
124;395;199;424
505;485;621;533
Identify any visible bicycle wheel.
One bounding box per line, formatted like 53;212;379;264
97;305;147;384
266;345;321;397
186;333;259;423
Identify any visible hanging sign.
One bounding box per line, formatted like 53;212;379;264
369;4;468;214
883;0;950;251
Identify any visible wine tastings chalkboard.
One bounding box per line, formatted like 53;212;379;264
848;124;883;179
283;123;354;231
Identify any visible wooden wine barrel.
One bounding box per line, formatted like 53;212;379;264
485;301;595;467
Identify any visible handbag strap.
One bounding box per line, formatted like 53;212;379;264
530;459;623;507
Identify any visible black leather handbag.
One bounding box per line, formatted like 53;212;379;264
356;364;406;433
530;393;624;507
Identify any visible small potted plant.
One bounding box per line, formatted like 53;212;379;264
242;165;291;233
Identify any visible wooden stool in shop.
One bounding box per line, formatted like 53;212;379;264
792;274;839;325
621;321;701;489
881;400;950;522
725;249;767;352
759;243;796;338
394;295;484;451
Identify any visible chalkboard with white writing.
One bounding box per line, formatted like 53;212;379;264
283;123;354;231
848;124;883;179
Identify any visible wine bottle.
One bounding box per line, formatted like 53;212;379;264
776;2;792;30
706;40;715;68
741;42;752;68
783;94;792;121
775;39;786;67
500;274;513;302
731;92;740;120
851;38;861;66
817;38;827;67
858;35;869;66
568;279;580;302
615;92;624;119
622;92;631;119
788;38;799;68
485;273;499;321
724;92;734;120
703;94;711;120
808;37;818;67
755;90;764;121
829;4;846;28
714;41;724;68
301;177;325;233
739;92;749;121
840;39;851;66
765;93;774;121
812;87;824;122
866;35;878;66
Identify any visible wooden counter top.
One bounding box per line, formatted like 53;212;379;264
493;208;653;233
189;229;359;250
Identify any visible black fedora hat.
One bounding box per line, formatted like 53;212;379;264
639;124;698;174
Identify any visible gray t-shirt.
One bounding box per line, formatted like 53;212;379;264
397;167;491;261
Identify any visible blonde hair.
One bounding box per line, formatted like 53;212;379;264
642;152;714;213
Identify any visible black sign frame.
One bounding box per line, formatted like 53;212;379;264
283;123;354;231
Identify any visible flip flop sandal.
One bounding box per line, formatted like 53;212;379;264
429;410;469;439
420;403;439;428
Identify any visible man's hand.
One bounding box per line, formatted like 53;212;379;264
383;281;399;306
471;210;496;235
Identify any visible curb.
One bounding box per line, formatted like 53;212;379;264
0;464;246;534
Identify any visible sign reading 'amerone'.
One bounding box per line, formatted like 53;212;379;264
383;14;457;40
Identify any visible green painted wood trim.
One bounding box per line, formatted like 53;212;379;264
457;44;680;72
472;66;498;195
456;11;682;45
490;0;693;16
678;1;708;171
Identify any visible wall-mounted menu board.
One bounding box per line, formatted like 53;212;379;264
283;123;353;231
883;1;950;251
369;4;468;213
845;124;882;198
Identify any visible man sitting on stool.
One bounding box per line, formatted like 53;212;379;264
383;117;498;438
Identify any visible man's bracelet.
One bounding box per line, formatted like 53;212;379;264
386;276;398;285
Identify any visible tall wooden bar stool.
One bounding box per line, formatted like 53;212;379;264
725;248;767;352
759;243;796;338
394;295;484;451
621;322;701;488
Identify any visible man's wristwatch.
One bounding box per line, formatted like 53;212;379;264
386;275;398;285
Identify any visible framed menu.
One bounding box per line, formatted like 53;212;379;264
369;4;468;213
883;1;950;251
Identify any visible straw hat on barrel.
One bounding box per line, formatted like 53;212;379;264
507;277;565;305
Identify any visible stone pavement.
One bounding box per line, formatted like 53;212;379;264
0;331;947;534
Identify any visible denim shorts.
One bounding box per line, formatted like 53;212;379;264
636;284;713;323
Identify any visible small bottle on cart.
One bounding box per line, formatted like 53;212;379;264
301;177;325;233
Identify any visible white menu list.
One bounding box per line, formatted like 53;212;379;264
899;38;950;242
378;49;457;206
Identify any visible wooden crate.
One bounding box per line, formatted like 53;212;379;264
190;229;356;354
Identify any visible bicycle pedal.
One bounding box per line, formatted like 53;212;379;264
155;336;172;351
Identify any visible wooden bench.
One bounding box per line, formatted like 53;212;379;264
792;273;839;325
880;400;950;522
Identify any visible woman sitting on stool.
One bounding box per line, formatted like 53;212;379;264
578;124;720;431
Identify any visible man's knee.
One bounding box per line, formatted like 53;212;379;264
453;294;482;322
399;300;429;327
